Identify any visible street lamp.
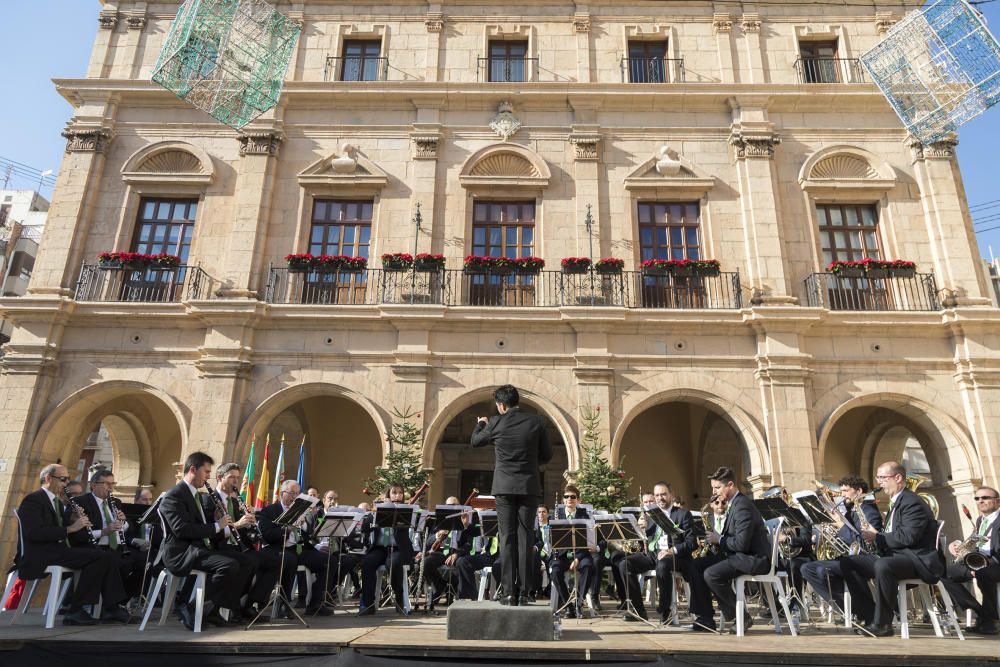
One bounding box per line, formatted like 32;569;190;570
411;202;422;258
584;204;595;261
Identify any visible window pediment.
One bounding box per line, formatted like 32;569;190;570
459;144;550;190
799;146;896;195
298;143;390;192
121;141;214;186
624;145;715;196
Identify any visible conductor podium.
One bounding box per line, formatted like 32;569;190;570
446;600;554;641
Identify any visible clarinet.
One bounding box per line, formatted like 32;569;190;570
234;492;262;550
206;487;244;550
107;492;130;553
64;492;98;546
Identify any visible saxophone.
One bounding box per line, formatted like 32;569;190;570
693;498;719;558
954;535;990;571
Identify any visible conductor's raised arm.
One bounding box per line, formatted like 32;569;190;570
471;415;498;447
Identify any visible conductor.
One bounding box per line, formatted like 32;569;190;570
471;384;552;605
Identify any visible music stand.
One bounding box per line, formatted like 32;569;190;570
593;513;657;627
373;503;417;612
754;497;803;528
791;492;835;525
129;492;165;619
548;519;594;617
247;494;318;629
314;508;364;614
689;511;707;541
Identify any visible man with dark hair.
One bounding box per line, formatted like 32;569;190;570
688;466;770;632
472;384;553;606
549;484;594;617
619;481;696;623
65;480;85;499
358;483;415;615
840;461;944;637
160;452;254;630
16;463;129;625
801;475;883;614
941;485;1000;635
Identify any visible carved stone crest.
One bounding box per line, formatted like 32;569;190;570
238;131;283;157
741;13;761;33
729;131;780;159
489;101;522;142
62;128;113;154
569;135;600;161
412;135;440;160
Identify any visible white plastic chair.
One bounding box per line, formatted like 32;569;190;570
374;563;410;613
896;522;964;640
138;510;208;632
1;570;19;613
734;518;798;637
476;566;494;601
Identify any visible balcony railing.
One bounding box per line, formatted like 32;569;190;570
620;57;686;83
477;57;539;83
794;57;866;84
324;56;389;82
265;267;743;309
804;272;940;311
74;264;212;303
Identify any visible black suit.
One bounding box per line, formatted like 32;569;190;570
16;489;126;611
840;488;944;626
257;501;332;611
689;492;771;626
620;506;697;619
471;406;553;598
548;506;594;611
358;509;415;609
801;499;883;609
941;513;1000;624
159;482;253;612
74;492;144;599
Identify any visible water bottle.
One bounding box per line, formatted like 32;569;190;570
552;616;562;640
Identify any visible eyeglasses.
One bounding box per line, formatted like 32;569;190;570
53;476;70;483
563;494;578;500
875;475;898;480
974;496;999;501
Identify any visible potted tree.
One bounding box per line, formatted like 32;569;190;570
561;257;592;274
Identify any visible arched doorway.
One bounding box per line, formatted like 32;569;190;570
615;400;753;510
821;403;967;533
32;382;186;498
237;387;385;506
430;401;569;507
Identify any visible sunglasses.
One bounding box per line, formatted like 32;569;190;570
974;496;999;501
563;494;578;500
54;476;70;483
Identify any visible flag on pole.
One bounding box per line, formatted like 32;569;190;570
296;436;306;490
240;435;257;504
255;434;271;509
272;435;286;502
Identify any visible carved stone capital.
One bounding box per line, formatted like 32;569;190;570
741;13;761;33
425;13;444;32
238;131;283;157
874;13;898;35
729;130;780;160
411;134;440;160
713;13;733;34
98;12;119;30
62;128;113;154
573;13;591;33
909;135;958;161
569;134;601;161
126;15;147;31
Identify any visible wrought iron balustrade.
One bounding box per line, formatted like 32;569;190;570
804;272;940;311
477;57;539;82
794;57;866;84
620;57;686;83
325;56;389;82
74;264;211;303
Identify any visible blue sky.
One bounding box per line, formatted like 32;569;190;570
2;1;999;258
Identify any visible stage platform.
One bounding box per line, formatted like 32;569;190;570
0;606;997;666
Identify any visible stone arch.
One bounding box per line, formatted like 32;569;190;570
458;143;552;188
797;144;896;184
422;386;579;472
121;141;215;184
31;381;189;493
234;382;390;465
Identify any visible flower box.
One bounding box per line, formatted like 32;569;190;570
889;266;915;278
689;259;721;277
285;253;314;273
561;257;592;274
463;255;517;275
594;258;624;275
381;252;414;272
149;253;181;269
827;260;865;278
514;256;545;274
414;253;446;272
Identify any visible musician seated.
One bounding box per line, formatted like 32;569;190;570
160;452;255;630
72;469;145;603
801;476;883;614
208;463;264;618
688;466;771;633
548;484;595;618
619;483;696;623
358;483;415;615
257;479;334;617
533;505;553;599
16;464;129;625
418;497;475;607
65;480;84;499
840;461;945;637
941;485;1000;635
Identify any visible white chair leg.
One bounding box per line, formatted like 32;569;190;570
762;583;782;634
934;583;964;640
917;585;943;637
477;570;490;601
139;571;168;631
1;572;17;613
898;585;910;640
193;574;206;633
12;579;40;625
773;583;796;637
401;566;411;613
158;574;181;626
735;581;746;637
44;572;64;629
843;590;852;629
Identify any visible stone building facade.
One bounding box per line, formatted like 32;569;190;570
1;0;998;564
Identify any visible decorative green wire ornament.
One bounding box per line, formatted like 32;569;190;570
152;0;301;130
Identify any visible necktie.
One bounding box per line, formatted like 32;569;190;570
193;492;212;548
226;497;238;546
53;498;69;547
487;537;498;556
978;518;990;537
886;499;895;532
381;528;392;547
648;526;662;552
102;500;118;549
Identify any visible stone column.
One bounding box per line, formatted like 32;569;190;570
573;9;592;83
949;315;1000;487
410;120;442;255
909;137;992;305
112;8;148;79
87;10;118;78
747;312;821;492
713;13;735;83
424;7;444;81
572;325;613;465
729;102;795;304
29;126;114;296
740;14;765;84
569;126;601;260
216;131;283;298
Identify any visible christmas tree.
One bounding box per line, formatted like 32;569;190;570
362;406;428;501
574;405;633;511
